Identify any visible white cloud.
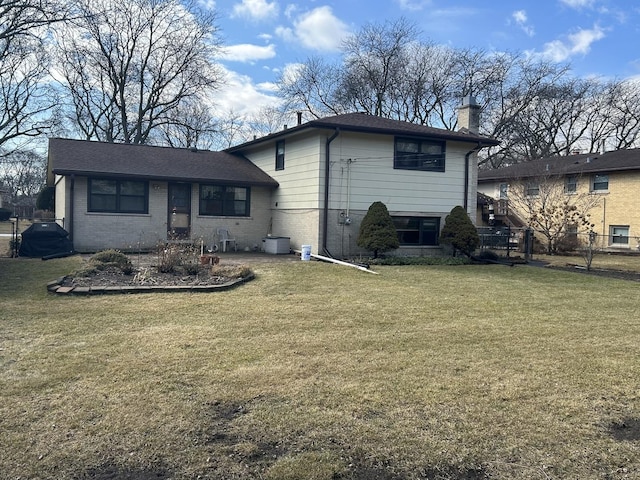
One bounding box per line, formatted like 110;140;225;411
395;0;432;11
512;9;535;37
220;43;276;62
211;68;281;115
198;0;216;10
559;0;595;8
539;25;605;62
231;0;278;21
276;6;350;52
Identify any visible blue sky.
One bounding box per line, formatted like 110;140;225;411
206;0;640;115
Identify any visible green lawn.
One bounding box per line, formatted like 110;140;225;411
1;256;639;479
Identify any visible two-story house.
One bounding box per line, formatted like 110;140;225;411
478;149;640;251
49;100;499;255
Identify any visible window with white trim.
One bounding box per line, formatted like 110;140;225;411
565;175;577;193
591;174;609;191
610;225;629;246
525;182;540;196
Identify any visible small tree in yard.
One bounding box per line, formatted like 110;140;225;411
357;201;399;258
507;173;600;254
440;206;480;257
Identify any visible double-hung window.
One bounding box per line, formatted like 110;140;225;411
199;185;250;217
393;216;440;245
610;226;629;246
565;175;577;193
394;137;445;172
88;178;148;213
275;140;285;171
525;182;540;196
591;174;609;192
499;183;508;199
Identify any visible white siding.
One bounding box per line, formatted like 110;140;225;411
244;132;323;209
328;133;472;214
240;129;480;255
241;132;323;252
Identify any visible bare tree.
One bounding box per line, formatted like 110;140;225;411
278;16;640;167
278;56;346;119
156;100;218;150
339;18;418;117
0;0;64;152
506;172;600;253
0;149;46;201
55;0;223;145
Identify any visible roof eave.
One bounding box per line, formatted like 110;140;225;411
51;169;279;188
225;122;500;152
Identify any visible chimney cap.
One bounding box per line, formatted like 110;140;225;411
462;95;478;106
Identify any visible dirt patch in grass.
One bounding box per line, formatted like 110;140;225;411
75;462;170;480
196;397;488;479
545;264;640;282
609;417;640;442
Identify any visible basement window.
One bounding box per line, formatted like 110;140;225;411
393;216;440;245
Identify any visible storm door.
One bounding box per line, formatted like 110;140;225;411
168;183;192;239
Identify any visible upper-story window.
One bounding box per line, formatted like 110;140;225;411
499;183;508;199
88;178;148;214
565;175;577;193
525;182;540;196
394;137;445;172
591;174;609;192
275;140;285;171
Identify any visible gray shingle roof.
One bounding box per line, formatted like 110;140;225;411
478;148;640;181
48;138;278;187
226;112;500;152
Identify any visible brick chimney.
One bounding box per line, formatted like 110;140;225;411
456;95;481;134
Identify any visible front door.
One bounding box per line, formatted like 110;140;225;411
168;183;191;239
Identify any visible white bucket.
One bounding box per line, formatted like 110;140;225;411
301;245;311;261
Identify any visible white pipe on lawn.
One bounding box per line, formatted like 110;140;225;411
296;251;379;274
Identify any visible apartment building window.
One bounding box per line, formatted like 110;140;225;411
199;184;250;217
393;216;440;245
275;140;285;171
565;175;577;193
610;226;629;246
394;137;445;172
525;182;540;196
88;178;148;213
591;174;609;191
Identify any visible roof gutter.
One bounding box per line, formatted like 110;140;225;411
322;128;340;255
464;143;483;212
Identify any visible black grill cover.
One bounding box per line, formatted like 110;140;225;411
19;222;73;258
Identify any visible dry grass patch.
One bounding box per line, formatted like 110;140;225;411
0;257;639;479
535;252;640;272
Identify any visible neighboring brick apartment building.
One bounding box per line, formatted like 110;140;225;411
478;148;640;251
